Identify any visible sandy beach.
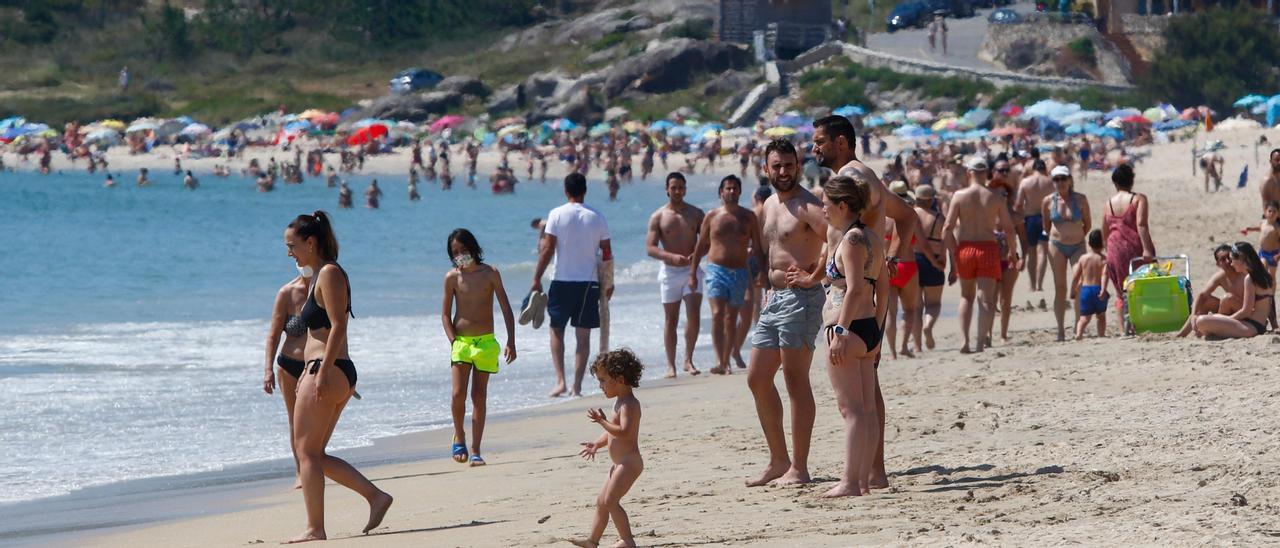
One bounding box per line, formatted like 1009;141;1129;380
14;127;1280;546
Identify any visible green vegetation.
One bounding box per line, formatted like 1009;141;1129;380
1141;6;1280;112
800;57;1152;114
1066;37;1095;66
592;32;627;52
661;17;713;40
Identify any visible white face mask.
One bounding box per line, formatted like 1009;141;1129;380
452;254;475;269
297;265;314;279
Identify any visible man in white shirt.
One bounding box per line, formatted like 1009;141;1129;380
532;172;614;397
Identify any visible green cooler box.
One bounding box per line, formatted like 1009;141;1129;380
1126;256;1191;334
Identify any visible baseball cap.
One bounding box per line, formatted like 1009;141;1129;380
888;180;914;200
964;155;988;171
1050;165;1071;178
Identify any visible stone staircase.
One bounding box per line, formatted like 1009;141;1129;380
1104;31;1149;77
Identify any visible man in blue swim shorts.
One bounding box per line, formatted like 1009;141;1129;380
691;175;766;375
1015;159;1054;292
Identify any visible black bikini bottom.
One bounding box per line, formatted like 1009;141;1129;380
307;358;357;388
276;355;305;379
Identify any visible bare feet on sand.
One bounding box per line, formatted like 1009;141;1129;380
363;492;393;534
746;461;790;487
549;384;568;397
733;351;747;369
820;482;864;498
283;529;325;544
771;468;811;486
924;329;935;350
568;539;599;547
664;367;678;379
612;541;636;548
710;367;726;375
684;360;701;376
869;475;890;489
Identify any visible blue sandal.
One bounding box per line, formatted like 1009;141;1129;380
451;442;468;463
469;454;486;467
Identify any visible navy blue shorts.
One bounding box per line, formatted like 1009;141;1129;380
1024;214;1047;246
915;252;946;287
548;281;601;329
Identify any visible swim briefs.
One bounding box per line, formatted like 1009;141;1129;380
705;262;749;308
915;252;945;287
888;260;919;290
451;333;501;374
751;285;825;350
956;240;1002;280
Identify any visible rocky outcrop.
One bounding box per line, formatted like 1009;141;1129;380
435;75;488;97
354;90;463;122
602;38;752;98
701;70;756;97
486;84;524;115
530;87;603;125
492;0;716;52
979;23;1132;85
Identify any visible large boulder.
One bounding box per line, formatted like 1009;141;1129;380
524;70;583;103
435;75;488;97
531;87;603;125
701;70;755;97
486;84;525;115
602;38;752;98
359;90;462;122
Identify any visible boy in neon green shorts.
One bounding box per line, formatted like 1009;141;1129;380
442;229;517;466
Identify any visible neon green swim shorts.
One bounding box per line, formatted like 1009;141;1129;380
451;333;500;374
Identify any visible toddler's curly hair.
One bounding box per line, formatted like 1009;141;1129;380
590;348;643;388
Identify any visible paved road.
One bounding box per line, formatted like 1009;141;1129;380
866;2;1036;72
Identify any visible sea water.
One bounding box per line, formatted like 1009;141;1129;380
0;167;736;504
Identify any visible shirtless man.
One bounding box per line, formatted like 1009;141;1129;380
745;139;826;488
136;168;150;187
1015;159;1054;292
645;172;705;378
691;175;766;375
911;184;947;349
812;114;916;489
1258;149;1280;214
1192;245;1244;316
943;156;1019;353
1201;150;1224;193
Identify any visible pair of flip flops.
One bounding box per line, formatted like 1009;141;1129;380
451;442;486;466
519;290;548;329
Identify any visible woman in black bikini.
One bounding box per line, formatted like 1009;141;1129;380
1041;165;1092;342
819;175;886;498
263;266;311;489
1180;242;1273;339
284;211;392;543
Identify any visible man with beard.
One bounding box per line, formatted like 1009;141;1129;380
745;139;827;487
810;114;918;489
690;174;766;375
645;172;705;378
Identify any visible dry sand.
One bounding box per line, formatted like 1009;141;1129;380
44;127;1280;546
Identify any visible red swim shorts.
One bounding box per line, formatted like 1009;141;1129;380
889;260;918;289
956;241;1002;280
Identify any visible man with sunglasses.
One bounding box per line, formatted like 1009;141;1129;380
1192;244;1244;316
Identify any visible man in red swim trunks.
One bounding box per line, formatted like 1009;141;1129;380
943;156;1019;353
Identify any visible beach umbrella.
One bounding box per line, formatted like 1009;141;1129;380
298;109;328;120
1122;115;1153;125
1104;108;1141;120
988;125;1027;137
1022;100;1081;122
724;127;753;138
179;123;211;136
882;110;907;125
1234;95;1268;109
346;123;388;145
622;120;645;133
0;116;25;130
588;122;612;137
492;116;524;129
998;103;1023;117
763;126;797;138
283;120;312;133
1091;126;1124;139
892;124;929;139
94;119;125;131
1059;110;1103;126
864;116;887;128
963;107;993;128
497;124;526;138
552;118;577;131
906;109;934;123
430;115;465;133
1153;119;1195;131
125;120;160;133
648;120;675;132
83;128;121;144
833;104;867;117
1142;107;1169;122
668;125;699;138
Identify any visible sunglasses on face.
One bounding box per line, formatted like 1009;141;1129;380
995;168;1010;174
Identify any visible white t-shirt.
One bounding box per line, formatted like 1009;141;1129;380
545;202;610;282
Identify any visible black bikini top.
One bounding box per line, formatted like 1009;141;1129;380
300;263;353;331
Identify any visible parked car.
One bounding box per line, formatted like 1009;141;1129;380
389;68;444;95
988;7;1021;23
927;0;976;18
886;1;931;31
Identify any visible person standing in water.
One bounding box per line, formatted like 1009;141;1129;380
183;170;198;190
442;229;517;467
365;180;382;209
264;265;312;488
283;212;391;543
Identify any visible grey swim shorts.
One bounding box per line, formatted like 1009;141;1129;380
750;285;825;350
